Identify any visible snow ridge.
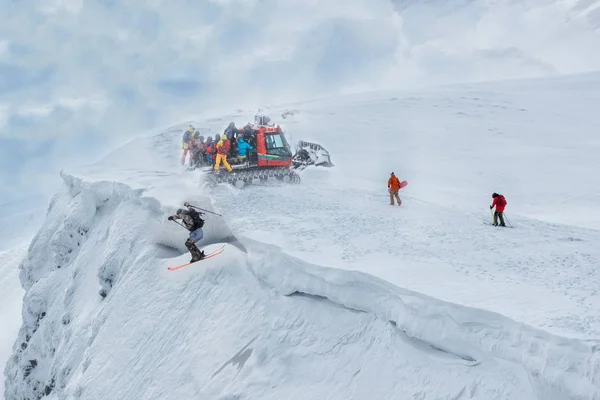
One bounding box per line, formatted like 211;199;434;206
5;173;162;400
4;169;600;399
252;244;600;399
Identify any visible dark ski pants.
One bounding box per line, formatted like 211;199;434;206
185;228;204;260
493;211;505;226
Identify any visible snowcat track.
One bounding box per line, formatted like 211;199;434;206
207;167;301;188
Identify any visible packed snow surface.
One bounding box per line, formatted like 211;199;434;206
4;73;600;399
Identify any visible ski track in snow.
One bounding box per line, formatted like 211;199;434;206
4;74;600;399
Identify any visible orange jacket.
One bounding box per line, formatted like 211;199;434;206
388;175;401;191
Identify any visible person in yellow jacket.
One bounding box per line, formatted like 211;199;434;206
181;125;195;165
214;134;233;172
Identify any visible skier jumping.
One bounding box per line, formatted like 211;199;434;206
490;192;507;226
168;202;206;262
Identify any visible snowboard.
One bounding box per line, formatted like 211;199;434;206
388;181;407;192
167;244;226;271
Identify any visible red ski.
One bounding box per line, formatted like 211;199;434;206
167;245;226;271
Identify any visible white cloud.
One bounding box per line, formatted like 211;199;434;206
0;40;8;59
0;104;7;125
1;0;599;205
37;0;83;15
15;105;53;118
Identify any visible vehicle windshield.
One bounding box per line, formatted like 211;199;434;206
265;133;291;158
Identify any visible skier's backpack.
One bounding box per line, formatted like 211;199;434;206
189;209;204;230
183;131;192;142
497;195;507;207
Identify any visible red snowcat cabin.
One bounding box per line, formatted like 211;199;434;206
255;126;293;167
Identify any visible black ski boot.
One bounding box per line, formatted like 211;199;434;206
190;249;204;263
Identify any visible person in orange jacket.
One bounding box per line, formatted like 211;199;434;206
388;172;402;206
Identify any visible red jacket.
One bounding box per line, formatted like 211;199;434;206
217;139;230;155
492;195;507;212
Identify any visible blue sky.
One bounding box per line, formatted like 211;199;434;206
1;0;599;207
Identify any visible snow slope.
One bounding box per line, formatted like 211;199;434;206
4;73;600;399
211;72;600;339
4;176;599;400
0;196;42;398
0;248;26;398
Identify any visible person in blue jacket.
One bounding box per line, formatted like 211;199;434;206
237;136;253;161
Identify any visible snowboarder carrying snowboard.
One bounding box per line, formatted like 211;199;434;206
388;172;402;206
490;193;507;226
168;203;206;262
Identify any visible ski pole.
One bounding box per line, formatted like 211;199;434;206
170;219;188;230
504;213;513;228
185;203;223;217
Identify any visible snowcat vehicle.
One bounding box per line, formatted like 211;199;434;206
198;115;333;188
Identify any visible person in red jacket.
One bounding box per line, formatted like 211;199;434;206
214;134;233;172
388;172;402;206
490;192;507;226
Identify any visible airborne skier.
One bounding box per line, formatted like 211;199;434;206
168;202;206;262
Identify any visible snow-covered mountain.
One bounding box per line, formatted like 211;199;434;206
3;72;600;399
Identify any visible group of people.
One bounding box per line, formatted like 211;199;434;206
180;123;255;173
174;134;510;262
